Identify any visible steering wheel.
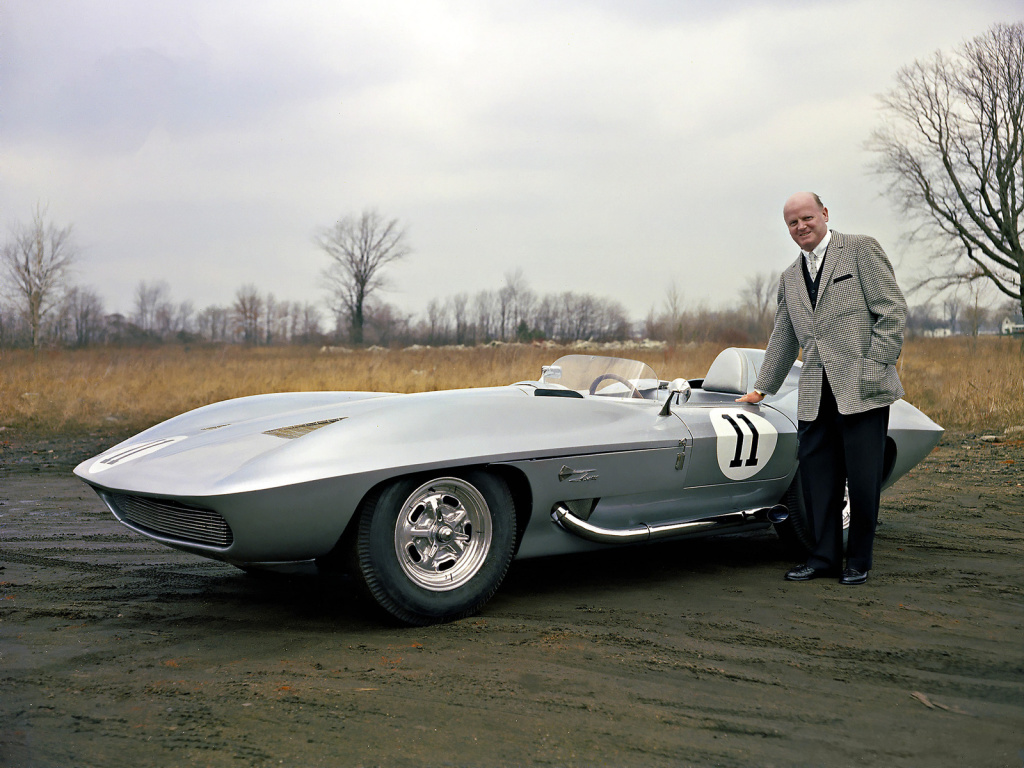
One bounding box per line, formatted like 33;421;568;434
588;373;643;399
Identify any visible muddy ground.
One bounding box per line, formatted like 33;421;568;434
1;430;1022;768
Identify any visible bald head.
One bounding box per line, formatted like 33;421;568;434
784;192;829;252
785;191;824;211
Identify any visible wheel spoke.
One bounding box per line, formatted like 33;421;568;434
392;478;494;591
407;518;435;537
422;540;440;562
448;534;469;554
444;507;468;527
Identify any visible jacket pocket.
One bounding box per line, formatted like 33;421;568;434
860;358;888;399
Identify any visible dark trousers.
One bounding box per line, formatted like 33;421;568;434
798;374;889;572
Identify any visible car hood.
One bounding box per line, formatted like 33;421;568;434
74;387;687;497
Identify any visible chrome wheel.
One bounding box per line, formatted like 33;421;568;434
394;478;493;591
355;470;516;625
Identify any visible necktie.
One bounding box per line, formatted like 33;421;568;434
806;251;818;280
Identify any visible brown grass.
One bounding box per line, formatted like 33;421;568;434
895;336;1024;431
1;338;1020;437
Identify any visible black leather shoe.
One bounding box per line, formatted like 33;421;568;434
840;568;868;585
785;564;835;581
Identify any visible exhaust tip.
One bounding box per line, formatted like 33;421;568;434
767;505;789;524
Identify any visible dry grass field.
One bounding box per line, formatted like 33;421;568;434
1;337;1021;438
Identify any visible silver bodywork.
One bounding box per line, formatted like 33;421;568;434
74;348;943;576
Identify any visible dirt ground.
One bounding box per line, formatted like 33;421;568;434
1;429;1022;768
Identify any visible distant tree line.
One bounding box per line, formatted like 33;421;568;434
4;205;1020;352
903;290;1022;338
0;216;781;351
0;202;789;350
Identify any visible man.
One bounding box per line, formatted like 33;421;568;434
737;192;907;585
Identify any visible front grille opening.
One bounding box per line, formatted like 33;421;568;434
105;493;234;548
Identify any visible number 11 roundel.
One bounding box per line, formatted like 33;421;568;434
711;409;778;481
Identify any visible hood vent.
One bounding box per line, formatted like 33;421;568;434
264;417;345;440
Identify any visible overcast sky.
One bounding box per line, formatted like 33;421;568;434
2;1;1020;322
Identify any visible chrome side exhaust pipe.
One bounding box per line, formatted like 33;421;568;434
551;503;788;545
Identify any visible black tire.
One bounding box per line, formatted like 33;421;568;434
775;471;849;558
355;471;516;625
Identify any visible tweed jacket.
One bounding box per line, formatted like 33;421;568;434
754;230;907;421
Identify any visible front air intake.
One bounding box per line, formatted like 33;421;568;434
104;492;234;548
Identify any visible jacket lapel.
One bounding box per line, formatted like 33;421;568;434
814;231;842;312
790;255;813;317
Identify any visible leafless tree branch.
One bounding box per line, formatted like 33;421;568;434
868;22;1024;319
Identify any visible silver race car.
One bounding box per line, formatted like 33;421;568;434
74;347;943;625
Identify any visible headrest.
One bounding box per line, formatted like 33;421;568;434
703;348;762;394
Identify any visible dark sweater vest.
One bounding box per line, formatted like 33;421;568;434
802;253;825;308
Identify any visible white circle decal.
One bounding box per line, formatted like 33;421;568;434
711;409;778;481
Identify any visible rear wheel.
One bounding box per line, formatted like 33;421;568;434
355;471;516;625
776;471;850;557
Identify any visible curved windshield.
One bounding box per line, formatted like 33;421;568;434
540;354;660;398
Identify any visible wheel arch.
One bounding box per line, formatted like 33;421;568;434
317;463;533;572
485;463;533;555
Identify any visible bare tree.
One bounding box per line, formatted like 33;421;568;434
534;294;558;340
317;209;411;345
0;301;11;346
473;290;495;342
154;302;175;338
0;204;78;350
133;280;171;334
496;282;514;341
291;302;322;344
232;284;264;344
562;291;595;341
961;273;993;337
62;286;106;347
264;292;277;345
425;297;450;345
905;302;940;338
364;300;409;347
868;22;1024;320
740;270;780;343
196;305;230;342
174;301;195;338
661;281;685;344
451;292;469;345
502;268;534;336
943;296;961;333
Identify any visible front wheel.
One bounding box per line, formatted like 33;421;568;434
355;471;516;625
775;471;850;557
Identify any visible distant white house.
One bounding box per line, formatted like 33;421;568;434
1002;317;1024;335
923;328;953;338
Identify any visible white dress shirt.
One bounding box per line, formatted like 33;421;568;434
803;229;832;280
